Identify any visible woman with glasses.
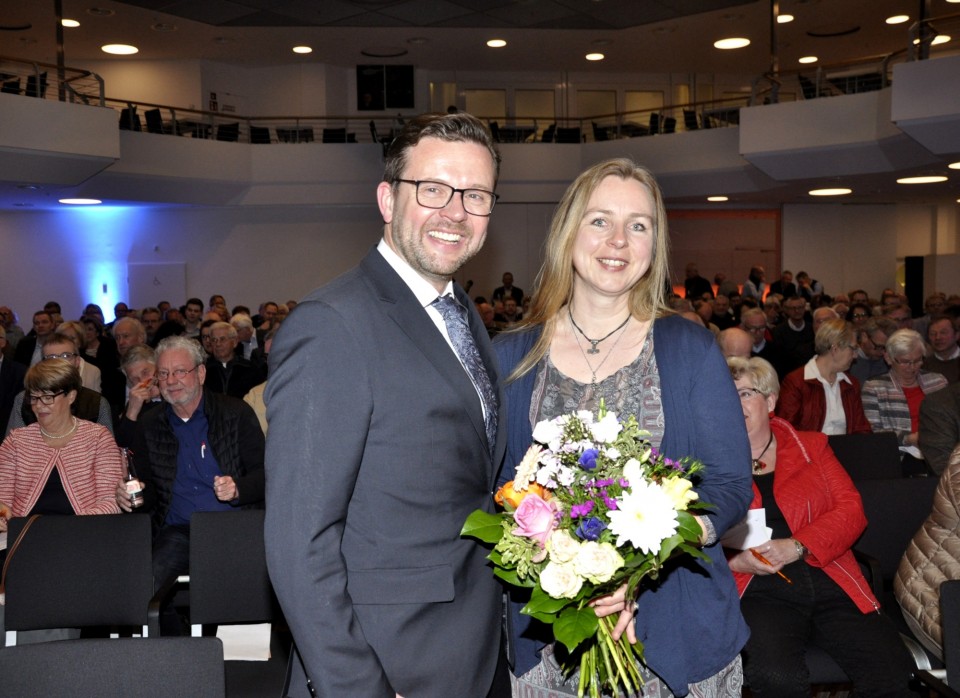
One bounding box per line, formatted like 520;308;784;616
776;318;871;435
845;301;873;328
0;360;123;534
862;328;948;469
725;356;915;697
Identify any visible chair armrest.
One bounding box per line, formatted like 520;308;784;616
901;631;933;671
148;573;188;637
853;548;883;600
915;669;960;697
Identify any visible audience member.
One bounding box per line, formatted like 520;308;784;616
742;265;766;303
477;302;499;339
717;327;753;359
914;293;948;338
862;328;948;470
768;269;797;298
199;319;217;356
884;303;913;331
0;306;24;350
725;355;915;697
812;306;839;334
918;381;960;476
770;296;815;378
710;294;736;329
255;301;278;334
13;311;55;367
275;303;290;324
490;271;524;306
203;321;264;398
140;307;162;346
762;297;782;330
846;302;872;328
684;262;714;299
795;271;823;304
849;289;869;305
44;330;101;393
715;272;739;298
115;344;162;449
0;361;122;523
182;298;203;339
231;313;259;361
776;318;871;435
498;297;523;328
0;334;26;433
895;444;960;660
849;317;897;387
116;336;264;593
741;307;778;364
924;315;960;384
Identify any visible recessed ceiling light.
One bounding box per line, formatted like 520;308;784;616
714;37;751;49
913;34;952;45
487;39;506;48
809;188;852;196
586;53;605;61
101;44;139;55
948;162;960;169
886;15;910;25
777;14;794;24
407;37;428;45
152;23;176;32
360;46;407;58
292;46;312;54
59;198;102;205
707;196;729;202
61;18;80;28
86;7;115;16
799;56;818;64
897;175;948;184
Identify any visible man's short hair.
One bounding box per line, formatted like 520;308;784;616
156;335;206;366
122;343;157;372
41;331;78;352
113;317;146;341
185;298;204;309
231;314;254;331
211;321;238;339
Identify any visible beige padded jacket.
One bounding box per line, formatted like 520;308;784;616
894;446;960;658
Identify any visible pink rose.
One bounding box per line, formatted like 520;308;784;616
512;493;558;548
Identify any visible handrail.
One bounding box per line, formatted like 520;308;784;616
0;54;103;106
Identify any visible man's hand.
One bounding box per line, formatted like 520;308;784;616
214;475;238;502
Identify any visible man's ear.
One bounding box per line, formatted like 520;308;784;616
377;181;394;223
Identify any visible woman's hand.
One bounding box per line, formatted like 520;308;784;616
0;501;10;532
728;539;797;575
590;584;638;644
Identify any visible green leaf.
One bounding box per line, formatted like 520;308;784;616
494;566;535;588
521;585;571;621
554;606;599;653
460;510;505;544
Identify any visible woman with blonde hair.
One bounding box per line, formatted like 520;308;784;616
496;158;753;696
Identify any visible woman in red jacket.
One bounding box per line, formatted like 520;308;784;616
776;317;872;435
725;356;914;697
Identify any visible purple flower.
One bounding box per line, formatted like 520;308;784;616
602;495;618;510
575;517;607;541
570;501;595;519
579;449;599;470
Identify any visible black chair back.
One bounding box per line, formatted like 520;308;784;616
144;108;164;134
4;514;153;642
827;432;902;480
0;637;225;697
683;110;699;131
555;127;581;143
189;509;276;626
322;127;347;143
250;125;271;144
118;106;142;131
541;123;556;142
1;76;21;95
943;580;960;686
216;122;241;142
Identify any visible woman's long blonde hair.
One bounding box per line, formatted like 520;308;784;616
508;158;672;381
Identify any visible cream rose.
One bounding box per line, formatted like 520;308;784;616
539;561;583;599
573;541;624;584
547;529;582;564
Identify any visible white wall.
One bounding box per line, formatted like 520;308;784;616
2;199;956;323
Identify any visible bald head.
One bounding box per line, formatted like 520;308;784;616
718;327;754;359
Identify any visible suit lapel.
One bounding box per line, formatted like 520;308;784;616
360;251;489;455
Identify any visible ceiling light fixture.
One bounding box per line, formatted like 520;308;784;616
886;15;909;25
487;39;506;48
777;14;794;24
799;56;818;64
913;34;951;45
292;46;312;54
61;19;80;28
101;44;139;55
59;198;102;205
897;175;947;184
809;188;852;196
714;37;751;49
707;196;729;202
586;53;605;61
948;162;960;170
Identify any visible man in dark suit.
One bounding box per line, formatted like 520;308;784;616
203;321;263;399
265;113;507;698
919;381;960;476
13;310;55;367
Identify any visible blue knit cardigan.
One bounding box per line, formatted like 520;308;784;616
494;313;752;695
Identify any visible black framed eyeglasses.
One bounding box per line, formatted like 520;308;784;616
156;366;200;380
395;179;498;216
29;391;65;405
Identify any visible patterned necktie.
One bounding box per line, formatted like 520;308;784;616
432;295;498;453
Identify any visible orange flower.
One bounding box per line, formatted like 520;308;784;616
495;480;550;509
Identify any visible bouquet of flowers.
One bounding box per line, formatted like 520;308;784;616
462;404;710;698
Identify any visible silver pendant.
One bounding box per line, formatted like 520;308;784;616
587;342;600;355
